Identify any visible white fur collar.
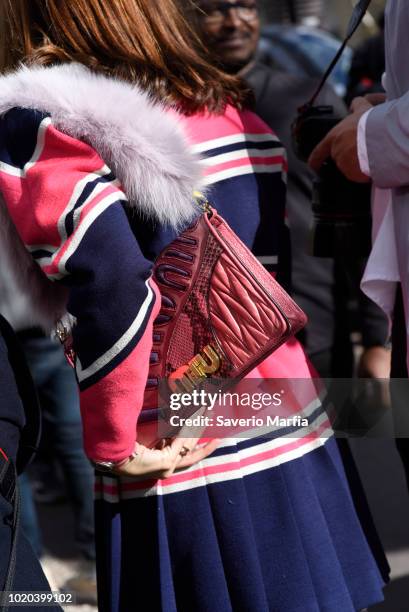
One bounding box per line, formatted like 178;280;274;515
0;63;202;228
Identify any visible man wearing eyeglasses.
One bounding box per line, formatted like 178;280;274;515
192;0;390;384
195;1;260;72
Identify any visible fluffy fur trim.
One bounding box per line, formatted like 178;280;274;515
0;63;202;228
0;64;203;330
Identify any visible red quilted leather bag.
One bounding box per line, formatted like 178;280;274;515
57;196;308;436
142;198;307;410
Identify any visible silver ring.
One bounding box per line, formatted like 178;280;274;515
179;445;190;457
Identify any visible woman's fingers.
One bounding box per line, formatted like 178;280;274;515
111;436;219;478
161;437;197;474
174;439;220;470
112;441;183;477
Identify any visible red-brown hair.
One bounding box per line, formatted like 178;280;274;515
0;0;251;113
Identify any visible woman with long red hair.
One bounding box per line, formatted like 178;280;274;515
0;0;385;610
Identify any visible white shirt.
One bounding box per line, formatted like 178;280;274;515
358;109;399;333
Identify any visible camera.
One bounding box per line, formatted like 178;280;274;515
292;104;372;259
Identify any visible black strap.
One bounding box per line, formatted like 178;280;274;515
0;457;15;505
0;453;20;612
307;0;373;107
0;316;41;475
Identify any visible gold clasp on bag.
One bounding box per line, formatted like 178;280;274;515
189;345;221;378
170;344;222;392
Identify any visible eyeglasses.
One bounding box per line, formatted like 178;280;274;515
198;1;258;25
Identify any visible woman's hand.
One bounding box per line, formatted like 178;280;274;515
112;437;220;478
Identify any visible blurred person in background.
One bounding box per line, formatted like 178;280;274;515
346;11;385;105
191;0;391;384
189;0;392;580
0;0;388;610
309;0;409;495
0;267;96;604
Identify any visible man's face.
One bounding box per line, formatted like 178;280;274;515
196;0;260;72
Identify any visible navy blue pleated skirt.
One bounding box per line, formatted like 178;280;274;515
95;432;385;612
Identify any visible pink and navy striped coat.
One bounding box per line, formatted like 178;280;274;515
0;64;323;471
